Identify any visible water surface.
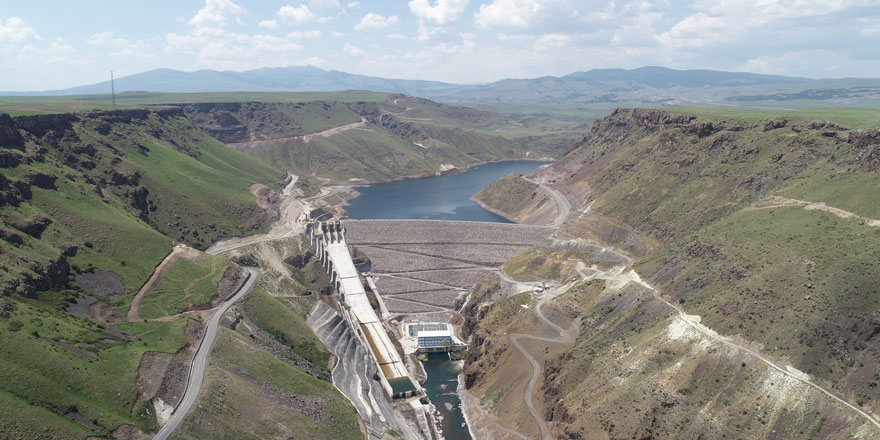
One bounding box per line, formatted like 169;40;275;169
344;160;550;221
421;354;470;440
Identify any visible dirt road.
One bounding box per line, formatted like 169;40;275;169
127;244;199;322
751;195;880;227
508;300;573;440
153;267;259;440
523;176;571;227
227;118;367;150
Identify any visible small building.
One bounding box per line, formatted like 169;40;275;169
417;329;453;348
403;322;468;354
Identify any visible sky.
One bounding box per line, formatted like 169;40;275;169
2;0;880;91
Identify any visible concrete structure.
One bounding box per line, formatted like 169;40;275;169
417;330;453;348
402;322;467;354
309;220;421;400
344;219;554;314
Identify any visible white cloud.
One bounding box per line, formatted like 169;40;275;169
387;33;408;40
331;31;346;37
343;43;366;57
86;31;158;60
534;33;573;51
278;4;315;25
474;0;544;30
309;0;345;17
739;49;880;78
19;38;77;64
259;19;279;29
165;25;304;72
189;0;243;27
658;0;869;49
408;0;468;40
86;31;119;46
408;0;468;25
355;13;399;31
347;1;360;8
0;16;38;42
285;30;322;38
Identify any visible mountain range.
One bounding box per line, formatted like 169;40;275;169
9;65;879;108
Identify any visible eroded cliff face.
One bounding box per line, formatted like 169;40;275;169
0;108;279;296
463;109;880;439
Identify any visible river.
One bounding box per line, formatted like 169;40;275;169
345;160;549;440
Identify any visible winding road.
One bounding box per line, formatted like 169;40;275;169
153;267;259;440
523;176;571;228
508;300;574;440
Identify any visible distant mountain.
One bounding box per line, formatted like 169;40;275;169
5;65;880;109
0;66;804;98
1;66;466;97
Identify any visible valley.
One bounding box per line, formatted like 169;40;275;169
1;83;879;440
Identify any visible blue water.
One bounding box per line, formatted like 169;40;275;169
344;161;550;221
421;353;470;440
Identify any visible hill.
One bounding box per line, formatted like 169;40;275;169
175;94;581;182
461;107;880;438
0;107;302;438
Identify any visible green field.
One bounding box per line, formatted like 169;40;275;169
0;90;398;116
139;253;228;319
241;287;330;367
0;296;190;437
172;327;361;440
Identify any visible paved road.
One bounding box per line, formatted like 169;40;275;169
508;300;573;440
153;267;259;440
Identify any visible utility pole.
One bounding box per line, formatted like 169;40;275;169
110;70;117;110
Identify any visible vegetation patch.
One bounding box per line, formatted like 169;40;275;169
138;253;228;319
241;287;330;367
172;328;360;440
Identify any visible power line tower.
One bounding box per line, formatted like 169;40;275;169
110;70;117;110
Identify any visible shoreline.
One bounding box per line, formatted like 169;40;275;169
339;157;555;188
335;158;555;214
459;373;479;440
468;195;519;224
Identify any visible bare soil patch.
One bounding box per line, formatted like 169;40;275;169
73;269;125;296
41;337;98;360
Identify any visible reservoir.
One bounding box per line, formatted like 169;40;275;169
345;160;549;439
344;160;551;221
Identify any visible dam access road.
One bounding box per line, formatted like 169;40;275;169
153;267;259;440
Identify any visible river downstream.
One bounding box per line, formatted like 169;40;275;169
345;160;549;439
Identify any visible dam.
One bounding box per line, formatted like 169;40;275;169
309;220;421;401
306;160;555;439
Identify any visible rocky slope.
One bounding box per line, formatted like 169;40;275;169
471;173;559;225
181;96;580;182
463;108;880;439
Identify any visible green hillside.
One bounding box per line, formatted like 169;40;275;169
0;108;283;438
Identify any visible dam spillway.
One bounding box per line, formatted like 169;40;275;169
309;221;420;400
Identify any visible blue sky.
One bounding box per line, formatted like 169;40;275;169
2;0;879;90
